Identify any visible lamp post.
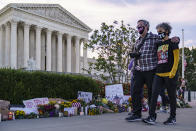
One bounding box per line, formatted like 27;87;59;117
182;29;185;79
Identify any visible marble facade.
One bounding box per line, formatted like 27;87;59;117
0;3;91;73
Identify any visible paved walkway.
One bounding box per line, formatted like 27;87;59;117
1;101;196;131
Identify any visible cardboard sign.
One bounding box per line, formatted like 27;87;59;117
105;84;124;104
78;91;92;103
123;95;131;104
64;107;77;115
105;84;124;98
23;98;49;109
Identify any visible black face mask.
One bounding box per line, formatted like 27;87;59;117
158;32;167;39
137;26;145;34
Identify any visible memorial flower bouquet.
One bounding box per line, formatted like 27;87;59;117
88;107;101;115
15;110;25;119
106;101;118;112
59;101;72;110
59;101;73;114
37;103;56;117
25;112;37;119
176;98;192;108
37;104;44;115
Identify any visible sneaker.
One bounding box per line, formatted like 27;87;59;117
160;109;168;113
125;114;142;122
128;112;133;115
163;117;176;125
160;106;168;113
142;116;156;125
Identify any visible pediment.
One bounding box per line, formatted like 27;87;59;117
8;4;92;32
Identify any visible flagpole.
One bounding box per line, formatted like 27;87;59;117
182;29;185;79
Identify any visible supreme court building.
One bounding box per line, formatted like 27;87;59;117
0;3;91;73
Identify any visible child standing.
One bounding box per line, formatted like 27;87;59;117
142;22;179;125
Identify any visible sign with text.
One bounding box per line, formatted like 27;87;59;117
78;91;92;103
105;84;124;104
23;98;49;109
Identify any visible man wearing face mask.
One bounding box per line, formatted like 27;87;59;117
125;20;179;122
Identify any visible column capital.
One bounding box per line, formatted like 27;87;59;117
75;36;81;40
24;23;31;28
57;32;63;38
57;31;63;36
46;28;53;33
66;34;72;39
10;19;18;24
35;25;42;31
6;22;11;28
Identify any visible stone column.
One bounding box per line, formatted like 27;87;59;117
57;32;63;72
0;26;2;67
5;23;11;67
46;29;52;71
10;21;17;69
75;36;80;73
66;34;72;72
36;26;41;70
51;34;56;71
23;23;30;68
83;39;88;73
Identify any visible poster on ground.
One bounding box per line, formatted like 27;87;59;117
23;97;49;113
105;84;124;104
11;98;49;114
78;91;92;103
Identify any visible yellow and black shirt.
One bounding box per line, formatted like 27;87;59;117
156;39;179;78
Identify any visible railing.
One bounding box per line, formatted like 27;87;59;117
184;91;196;100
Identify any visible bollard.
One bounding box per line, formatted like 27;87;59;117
188;89;191;102
0;113;1;122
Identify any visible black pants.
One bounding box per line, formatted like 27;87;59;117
132;69;155;116
130;76;143;98
149;75;178;118
160;88;169;107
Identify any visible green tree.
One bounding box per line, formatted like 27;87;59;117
178;47;196;91
85;21;138;83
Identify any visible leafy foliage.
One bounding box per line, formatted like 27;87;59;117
178;47;196;90
85;21;138;83
0;69;101;104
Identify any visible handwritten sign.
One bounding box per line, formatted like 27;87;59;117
64;107;76;115
105;84;124;104
23;98;49;109
78;91;92;103
105;84;124;98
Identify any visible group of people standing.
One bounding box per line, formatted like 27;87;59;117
125;19;180;125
